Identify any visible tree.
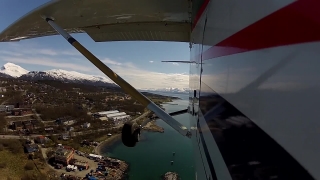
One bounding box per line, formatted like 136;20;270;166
24;161;34;170
0;115;7;133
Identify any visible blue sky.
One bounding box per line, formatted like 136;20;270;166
0;0;190;89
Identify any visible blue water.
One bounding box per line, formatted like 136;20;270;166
101;92;195;180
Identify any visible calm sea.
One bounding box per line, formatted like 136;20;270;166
101;92;195;180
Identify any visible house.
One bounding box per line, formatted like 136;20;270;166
24;144;39;153
45;127;54;133
67;127;74;131
23;122;33;130
83;122;90;128
99;117;108;121
55;116;73;125
0;105;14;112
55;147;75;165
74;161;89;170
34;136;48;144
30;120;40;129
11;108;32;116
13;121;23;131
61;133;70;140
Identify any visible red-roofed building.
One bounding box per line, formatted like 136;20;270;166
35;136;47;144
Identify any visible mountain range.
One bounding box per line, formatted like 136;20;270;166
0;62;189;93
0;62;116;87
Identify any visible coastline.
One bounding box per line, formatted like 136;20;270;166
142;120;164;133
95;133;121;155
95;119;165;156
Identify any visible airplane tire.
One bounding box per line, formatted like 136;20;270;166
121;122;140;147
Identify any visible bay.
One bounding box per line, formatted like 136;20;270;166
101;92;195;180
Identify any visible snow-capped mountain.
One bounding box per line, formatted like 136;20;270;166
21;69;116;87
23;69;113;83
0;62;29;77
0;62;190;90
0;62;116;87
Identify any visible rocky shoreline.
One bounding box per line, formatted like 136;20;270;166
142;120;164;133
95;134;121;155
162;172;180;180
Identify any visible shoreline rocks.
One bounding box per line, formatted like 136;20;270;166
142;120;164;133
162;172;180;180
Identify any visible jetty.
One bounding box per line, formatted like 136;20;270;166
142;120;164;133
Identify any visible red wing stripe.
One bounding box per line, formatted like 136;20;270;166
192;0;210;30
201;0;320;60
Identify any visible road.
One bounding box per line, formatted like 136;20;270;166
0;111;151;139
130;111;150;124
0;134;42;139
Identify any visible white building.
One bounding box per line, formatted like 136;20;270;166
107;112;126;118
99;117;108;121
111;115;130;121
83;122;90;128
97;110;119;116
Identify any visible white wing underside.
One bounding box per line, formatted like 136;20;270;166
0;0;191;42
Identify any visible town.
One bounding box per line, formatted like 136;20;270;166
0;77;177;180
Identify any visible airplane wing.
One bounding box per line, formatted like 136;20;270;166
0;0;192;141
0;0;191;42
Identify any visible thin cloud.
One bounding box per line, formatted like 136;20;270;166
0;43;189;89
101;58;122;66
98;61;189;89
172;62;179;66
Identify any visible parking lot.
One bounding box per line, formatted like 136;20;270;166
52;154;99;177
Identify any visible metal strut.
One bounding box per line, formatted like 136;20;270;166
44;17;190;137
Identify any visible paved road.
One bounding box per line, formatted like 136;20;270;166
130;111;150;124
0;111;151;139
0;134;42;139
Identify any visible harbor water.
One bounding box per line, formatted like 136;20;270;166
101;92;195;180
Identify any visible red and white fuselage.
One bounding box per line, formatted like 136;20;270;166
190;0;320;179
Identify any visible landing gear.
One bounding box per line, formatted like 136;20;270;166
122;122;141;147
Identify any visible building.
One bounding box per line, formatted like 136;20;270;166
97;110;119;116
11;108;32;116
111;115;130;121
99;117;108;121
24;122;33;130
67;127;74;131
61;133;70;140
74;161;89;170
55;147;75;165
45;127;54;133
34;136;49;144
11;120;40;131
0;105;14;112
83;122;90;128
13;121;23;131
0;87;6;92
55;116;73;125
106;112;126;118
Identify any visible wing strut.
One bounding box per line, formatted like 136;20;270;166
44;17;190;137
